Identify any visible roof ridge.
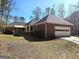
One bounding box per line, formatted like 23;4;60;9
35;15;48;24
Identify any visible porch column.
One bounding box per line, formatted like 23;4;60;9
45;22;47;38
29;26;30;32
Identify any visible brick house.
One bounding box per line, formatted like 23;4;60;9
26;15;73;39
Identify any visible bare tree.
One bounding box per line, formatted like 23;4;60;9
51;8;55;15
0;0;15;25
42;12;46;17
0;0;7;28
73;2;79;8
68;1;79;15
29;15;33;19
45;5;56;16
13;16;25;23
68;5;75;16
4;0;15;24
13;16;18;22
32;6;41;20
51;4;56;15
57;3;65;19
19;17;25;22
45;7;50;15
0;0;4;21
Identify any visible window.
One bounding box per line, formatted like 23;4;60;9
26;26;34;32
27;26;29;31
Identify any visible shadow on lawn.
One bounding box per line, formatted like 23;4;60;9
2;33;55;42
22;34;53;42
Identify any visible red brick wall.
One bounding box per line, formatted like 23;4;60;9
35;24;45;38
35;23;72;39
47;23;55;38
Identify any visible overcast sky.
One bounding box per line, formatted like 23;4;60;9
12;0;78;22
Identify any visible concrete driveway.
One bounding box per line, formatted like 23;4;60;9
61;36;79;44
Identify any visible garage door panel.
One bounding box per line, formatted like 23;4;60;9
55;26;71;37
55;31;70;37
55;26;70;30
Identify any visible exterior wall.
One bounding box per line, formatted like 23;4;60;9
47;23;55;38
47;23;72;38
35;24;45;38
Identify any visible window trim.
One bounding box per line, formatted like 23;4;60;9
26;26;34;32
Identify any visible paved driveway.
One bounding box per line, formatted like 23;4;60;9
61;36;79;44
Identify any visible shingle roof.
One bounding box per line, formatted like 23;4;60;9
36;15;73;26
26;18;39;25
28;19;37;25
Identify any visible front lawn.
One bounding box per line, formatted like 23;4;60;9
0;34;79;59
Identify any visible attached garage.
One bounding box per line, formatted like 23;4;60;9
26;14;73;39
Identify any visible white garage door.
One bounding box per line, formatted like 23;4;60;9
55;26;71;37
